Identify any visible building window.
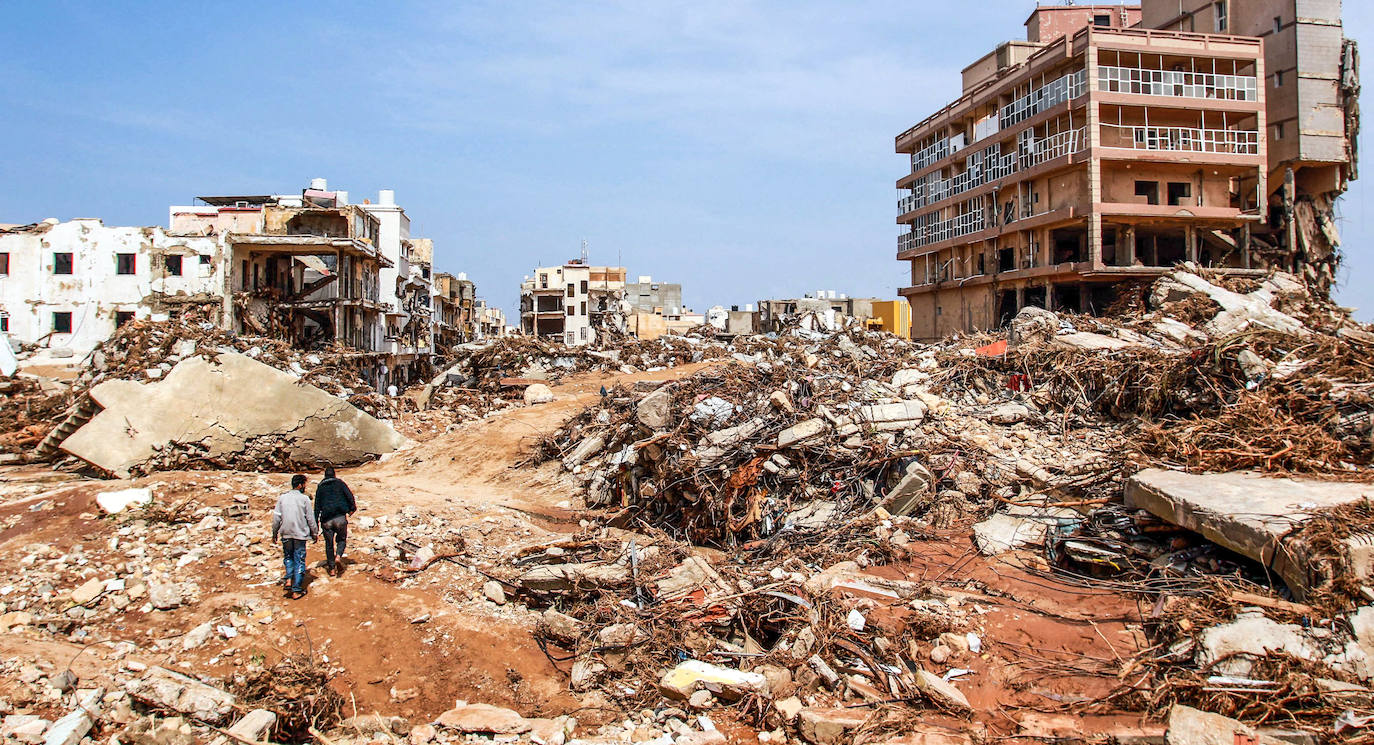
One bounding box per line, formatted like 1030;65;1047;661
53;312;72;334
580;327;587;341
540;273;548;289
1092;14;1110;26
1275;122;1285;139
0;253;8;275
1273;16;1282;34
115;310;135;328
567;306;575;316
0;314;7;332
116;253;136;275
566;283;575;298
165;255;183;276
1134;181;1160;205
1167;182;1192;206
199;255;211;265
580;302;586;315
580;280;588;294
1214;1;1227;32
1275;70;1284;87
53;253;73;275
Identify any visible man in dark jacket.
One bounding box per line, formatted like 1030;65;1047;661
313;466;356;576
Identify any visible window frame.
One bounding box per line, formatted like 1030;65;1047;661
164;254;184;276
116;253;137;275
53;252;74;275
52;311;73;334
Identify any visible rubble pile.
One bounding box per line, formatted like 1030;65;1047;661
515;267;1374;741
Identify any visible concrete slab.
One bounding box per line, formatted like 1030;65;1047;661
1125;469;1374;599
60;353;409;477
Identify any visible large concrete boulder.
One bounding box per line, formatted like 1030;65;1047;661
60;353;409;477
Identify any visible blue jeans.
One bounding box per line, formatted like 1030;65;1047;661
281;539;307;593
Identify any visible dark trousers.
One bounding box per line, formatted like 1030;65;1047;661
321;516;348;568
281;539;307;593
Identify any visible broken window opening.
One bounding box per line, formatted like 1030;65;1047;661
114;310;135;328
1167;182;1193;206
165;255;184;276
116;253;136;275
52;312;72;334
1134;181;1159;206
0;253;9;275
53;253;73;275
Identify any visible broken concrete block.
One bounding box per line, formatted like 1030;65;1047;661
1125;469;1374;600
1008;306;1058;348
769;390;794;413
147;580;182;610
2;715;49;744
1164;704;1281;745
778;418;829;448
797;707;870;745
881;461;934;516
637;388;674;429
1050;331;1140;351
517;562;631;592
691;397;734;427
658;660;769;700
540;608;584;644
562;435;605;469
208;709;277;745
124;667;237;724
656;555;734;600
523;383;555;405
972;513;1049;555
988;402;1029;424
1195;611;1321;676
69;578;103;605
913;669;971;712
43;687;102;745
435;703;532;734
1163;270;1308;339
483;580;507;605
786;501;837;530
570;656;607;691
857;400;927;430
95;488;152;515
773;696;804;722
60;353;409;477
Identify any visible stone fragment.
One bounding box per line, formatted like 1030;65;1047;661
46;688;101;745
147;580;182;610
1164;704;1284;745
988;402;1029;424
69;578;103;605
562;435;605;469
540;609;584;644
658;660;769;700
777;418;828;448
435;703;532;734
1;715;48;745
856;400;927;430
483;580;507;605
124;667;237;724
773;696;804;722
95;488;153;514
637;388;674;429
182;621;214;650
517;562;630;592
1007;306;1058;348
913;669;971;712
524;384;555;405
769;390;794;413
797;708;869;745
881;461;933;516
972;513;1048;555
1195;612;1320;676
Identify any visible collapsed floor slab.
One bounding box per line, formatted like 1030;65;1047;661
60;352;409;476
1125;468;1374;599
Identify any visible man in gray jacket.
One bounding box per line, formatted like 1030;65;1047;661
271;474;319;599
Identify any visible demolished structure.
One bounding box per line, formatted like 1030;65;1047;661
520;261;629;345
895;1;1359;339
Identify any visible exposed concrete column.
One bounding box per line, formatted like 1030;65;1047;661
1241;222;1252;269
1079;283;1091;314
1185;227;1198;264
1046;282;1056;311
1123;225;1137;266
1015;285;1025;312
1085;44;1103;268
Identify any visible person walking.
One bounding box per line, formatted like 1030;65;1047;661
272;474;318;599
314;465;356;577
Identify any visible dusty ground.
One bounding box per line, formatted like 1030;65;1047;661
0;360;1156;738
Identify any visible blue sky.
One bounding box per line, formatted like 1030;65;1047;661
1;1;1369;320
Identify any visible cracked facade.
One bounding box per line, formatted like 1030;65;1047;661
895;1;1358;339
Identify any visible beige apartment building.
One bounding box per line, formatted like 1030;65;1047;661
895;1;1356;339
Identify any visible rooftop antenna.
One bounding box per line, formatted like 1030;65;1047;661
581;238;589;264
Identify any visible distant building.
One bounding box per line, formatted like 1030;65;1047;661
757;292;880;332
625;276;684;316
519;261;626;346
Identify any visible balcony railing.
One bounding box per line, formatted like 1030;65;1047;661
1098;66;1258;101
1104;124;1259;154
1002;69;1087;129
898;200;988;253
1021;127;1085;169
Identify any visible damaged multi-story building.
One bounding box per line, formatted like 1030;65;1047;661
895;1;1358;339
433;271;478;348
0;219;226;358
474;299;508;339
519;261;627;346
171;179;449;387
